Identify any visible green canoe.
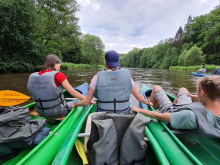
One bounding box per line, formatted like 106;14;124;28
50;86;176;164
139;83;220;165
51;105;164;165
50;83;220;165
1;83;89;165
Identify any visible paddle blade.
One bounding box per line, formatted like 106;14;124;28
0;90;31;106
75;139;89;165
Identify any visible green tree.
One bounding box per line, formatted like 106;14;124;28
170;47;179;66
173;26;184;49
178;50;188;66
81;33;105;66
0;0;44;73
160;49;172;69
181;41;194;53
201;6;220;64
184;46;204;66
34;0;81;58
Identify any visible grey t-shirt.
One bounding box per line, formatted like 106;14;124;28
198;68;206;73
170;109;220;130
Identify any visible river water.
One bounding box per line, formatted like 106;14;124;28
0;68;200;106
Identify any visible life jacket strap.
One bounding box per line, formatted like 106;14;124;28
97;98;129;113
98;99;129;103
34;93;62;102
35;93;66;111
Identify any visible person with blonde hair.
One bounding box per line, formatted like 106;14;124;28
27;54;95;118
132;75;220;137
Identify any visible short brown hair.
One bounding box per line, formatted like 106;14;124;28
41;54;61;71
197;75;220;101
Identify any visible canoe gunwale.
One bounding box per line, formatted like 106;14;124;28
139;83;203;165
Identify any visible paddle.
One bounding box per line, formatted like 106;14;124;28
0;90;80;106
0;90;34;106
0;90;97;107
75;139;89;165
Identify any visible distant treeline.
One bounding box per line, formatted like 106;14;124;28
170;65;220;72
120;5;220;69
0;0;105;73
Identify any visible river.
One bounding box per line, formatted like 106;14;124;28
0;68;200;106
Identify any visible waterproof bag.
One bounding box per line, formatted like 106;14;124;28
87;112;151;165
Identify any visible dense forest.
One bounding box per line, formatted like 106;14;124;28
0;0;105;73
120;5;220;69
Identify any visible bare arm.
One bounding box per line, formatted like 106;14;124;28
187;94;199;102
131;106;171;123
73;88;96;107
131;86;153;105
61;79;86;100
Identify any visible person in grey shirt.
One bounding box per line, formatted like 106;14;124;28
197;66;206;74
132;76;220;136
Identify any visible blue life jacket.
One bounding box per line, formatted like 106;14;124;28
214;69;220;75
27;71;68;116
93;69;132;114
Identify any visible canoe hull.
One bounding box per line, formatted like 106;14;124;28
2;83;89;165
192;72;210;77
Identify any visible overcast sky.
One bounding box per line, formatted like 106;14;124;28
76;0;219;54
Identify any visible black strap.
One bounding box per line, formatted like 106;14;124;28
34;94;61;102
114;98;116;113
97;98;129;113
98;99;129;103
36;93;66;111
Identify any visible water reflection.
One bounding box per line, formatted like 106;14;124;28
0;68;201;106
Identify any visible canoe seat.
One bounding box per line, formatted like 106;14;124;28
30;109;65;123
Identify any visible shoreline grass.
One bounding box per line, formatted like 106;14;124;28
61;62;105;70
169;65;220;72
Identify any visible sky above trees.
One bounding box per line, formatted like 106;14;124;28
77;0;218;53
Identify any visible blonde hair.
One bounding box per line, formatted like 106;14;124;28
197;75;220;101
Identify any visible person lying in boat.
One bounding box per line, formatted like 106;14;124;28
73;50;152;114
212;67;220;75
27;54;96;118
131;75;220;137
197;66;206;74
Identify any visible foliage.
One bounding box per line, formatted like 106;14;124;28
34;0;81;59
61;62;104;70
0;0;44;73
201;6;220;64
184;46;204;66
0;0;106;73
178;50;188;66
170;65;220;72
81;33;105;66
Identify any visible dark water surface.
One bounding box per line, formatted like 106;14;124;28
0;68;201;106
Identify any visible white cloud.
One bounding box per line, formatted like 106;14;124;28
93;4;100;10
77;0;218;53
117;37;124;41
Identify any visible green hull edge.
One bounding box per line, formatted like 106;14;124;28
140;83;220;165
2;86;88;165
52;104;97;165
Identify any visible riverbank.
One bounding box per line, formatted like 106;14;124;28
61;62;105;70
169;65;220;72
